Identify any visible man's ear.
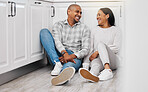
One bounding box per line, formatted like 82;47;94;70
67;9;71;15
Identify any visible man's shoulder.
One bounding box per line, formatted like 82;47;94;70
54;20;65;25
53;20;66;28
79;22;87;26
78;22;90;30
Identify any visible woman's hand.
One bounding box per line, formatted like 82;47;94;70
89;51;99;61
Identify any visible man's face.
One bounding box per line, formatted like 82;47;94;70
68;6;82;23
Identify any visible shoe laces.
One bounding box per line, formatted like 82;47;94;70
53;61;62;70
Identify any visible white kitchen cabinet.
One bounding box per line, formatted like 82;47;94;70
0;0;28;74
0;0;52;74
10;0;28;70
0;0;11;74
28;0;52;63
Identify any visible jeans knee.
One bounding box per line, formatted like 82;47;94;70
40;28;50;37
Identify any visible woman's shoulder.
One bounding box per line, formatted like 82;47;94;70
92;26;100;31
110;26;121;32
111;26;120;30
91;26;99;33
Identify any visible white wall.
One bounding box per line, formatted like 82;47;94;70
123;0;148;92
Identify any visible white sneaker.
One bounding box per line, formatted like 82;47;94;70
98;69;113;81
51;60;62;76
82;63;89;70
79;68;99;82
51;67;75;85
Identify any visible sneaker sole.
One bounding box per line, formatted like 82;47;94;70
80;68;99;82
51;67;75;85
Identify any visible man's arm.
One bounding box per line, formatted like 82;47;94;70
52;22;76;63
74;25;91;59
52;22;65;52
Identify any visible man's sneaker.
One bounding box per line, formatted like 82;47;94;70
51;61;62;76
51;67;75;86
82;63;89;70
98;69;113;81
79;68;99;82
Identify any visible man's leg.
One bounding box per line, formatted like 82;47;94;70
40;29;62;75
51;50;82;85
40;28;61;65
62;50;82;71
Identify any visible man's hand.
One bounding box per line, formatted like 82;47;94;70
60;50;77;64
89;51;99;61
63;53;76;64
59;56;64;63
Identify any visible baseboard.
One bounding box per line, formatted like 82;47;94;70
0;59;48;86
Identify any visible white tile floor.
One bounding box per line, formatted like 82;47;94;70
0;65;123;92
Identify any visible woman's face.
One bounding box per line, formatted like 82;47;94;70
97;10;108;26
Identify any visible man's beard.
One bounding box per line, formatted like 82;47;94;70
74;19;78;23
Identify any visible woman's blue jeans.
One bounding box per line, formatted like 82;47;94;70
40;29;82;71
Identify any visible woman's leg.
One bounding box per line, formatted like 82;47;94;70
79;57;101;82
97;42;119;80
97;42;119;70
90;57;104;76
40;28;61;66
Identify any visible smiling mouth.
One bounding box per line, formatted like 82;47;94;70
75;16;80;20
97;19;101;22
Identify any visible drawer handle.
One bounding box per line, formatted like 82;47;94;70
35;2;41;4
51;6;55;17
8;1;13;17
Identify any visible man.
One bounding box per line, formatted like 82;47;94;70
40;4;90;85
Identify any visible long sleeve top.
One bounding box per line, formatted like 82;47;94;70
83;25;121;63
93;26;121;54
52;20;91;59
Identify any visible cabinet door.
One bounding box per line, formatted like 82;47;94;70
43;2;52;31
28;1;51;62
0;0;12;74
52;3;70;25
9;0;28;69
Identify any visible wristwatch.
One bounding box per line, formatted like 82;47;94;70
61;51;67;55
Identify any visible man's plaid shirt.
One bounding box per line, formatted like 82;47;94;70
52;20;90;59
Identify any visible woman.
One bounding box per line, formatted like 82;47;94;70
79;8;121;82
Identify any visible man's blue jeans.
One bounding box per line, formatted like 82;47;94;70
40;29;82;71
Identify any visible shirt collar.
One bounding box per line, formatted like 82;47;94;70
64;19;81;26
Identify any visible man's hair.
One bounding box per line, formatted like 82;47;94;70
67;4;81;14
